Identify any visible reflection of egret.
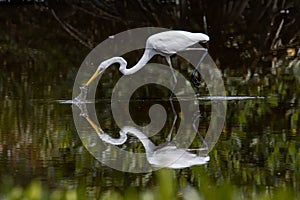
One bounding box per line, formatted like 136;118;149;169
84;30;209;86
120;126;209;169
83;114;209;168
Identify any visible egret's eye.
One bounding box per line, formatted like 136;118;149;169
99;67;106;73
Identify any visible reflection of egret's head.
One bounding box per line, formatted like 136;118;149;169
97;130;127;146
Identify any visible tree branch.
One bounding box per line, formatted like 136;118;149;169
51;9;93;49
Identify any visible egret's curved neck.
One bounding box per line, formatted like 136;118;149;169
119;49;155;75
121;126;156;153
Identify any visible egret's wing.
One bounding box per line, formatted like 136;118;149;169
147;31;209;55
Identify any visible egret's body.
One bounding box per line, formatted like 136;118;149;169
84;30;209;85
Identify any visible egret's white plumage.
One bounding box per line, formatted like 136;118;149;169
147;31;209;55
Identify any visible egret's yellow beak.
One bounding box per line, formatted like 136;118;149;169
84;68;104;86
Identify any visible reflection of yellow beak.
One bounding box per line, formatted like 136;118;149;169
84;68;103;86
85;115;101;133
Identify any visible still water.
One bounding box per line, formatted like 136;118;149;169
1;69;300;197
1;4;300;199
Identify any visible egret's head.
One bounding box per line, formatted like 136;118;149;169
94;64;105;76
100;56;127;71
84;64;105;86
85;57;127;86
112;57;127;75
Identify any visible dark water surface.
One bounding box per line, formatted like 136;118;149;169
1;2;300;199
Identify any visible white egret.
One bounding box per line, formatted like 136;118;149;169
84;30;209;86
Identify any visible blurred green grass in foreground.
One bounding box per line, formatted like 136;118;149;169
0;168;298;200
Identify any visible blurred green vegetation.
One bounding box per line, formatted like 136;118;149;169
0;168;299;200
